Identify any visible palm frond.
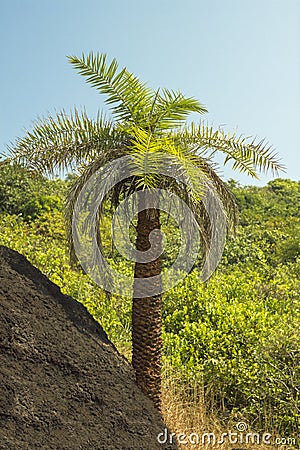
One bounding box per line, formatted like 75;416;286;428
124;125;207;199
65;149;126;265
149;88;207;132
68;53;154;123
177;122;285;178
8;109;124;175
196;157;238;232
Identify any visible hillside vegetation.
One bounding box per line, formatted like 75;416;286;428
0;161;299;440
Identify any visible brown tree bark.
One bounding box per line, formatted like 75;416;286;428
132;208;162;410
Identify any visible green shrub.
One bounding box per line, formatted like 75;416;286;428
0;160;67;219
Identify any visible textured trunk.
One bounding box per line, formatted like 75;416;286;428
132;208;162;410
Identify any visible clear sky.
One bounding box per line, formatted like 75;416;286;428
1;0;299;185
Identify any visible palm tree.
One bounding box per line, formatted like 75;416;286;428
9;52;283;410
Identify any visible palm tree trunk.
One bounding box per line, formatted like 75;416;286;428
132;208;162;410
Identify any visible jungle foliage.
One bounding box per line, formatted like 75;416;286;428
0;163;299;435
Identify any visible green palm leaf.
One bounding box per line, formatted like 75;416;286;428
68;53;154;124
177;122;285;178
8;109;123;175
149;88;208;131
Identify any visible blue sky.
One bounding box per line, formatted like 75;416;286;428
1;0;299;185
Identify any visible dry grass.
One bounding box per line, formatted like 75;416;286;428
161;370;293;450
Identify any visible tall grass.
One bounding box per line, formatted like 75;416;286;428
161;365;297;450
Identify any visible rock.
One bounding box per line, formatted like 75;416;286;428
0;246;177;450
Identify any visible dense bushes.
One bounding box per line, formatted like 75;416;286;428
162;266;300;433
0;168;299;436
0;160;67;219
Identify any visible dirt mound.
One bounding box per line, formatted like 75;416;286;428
0;246;177;450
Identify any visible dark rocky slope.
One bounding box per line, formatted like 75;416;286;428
0;246;177;450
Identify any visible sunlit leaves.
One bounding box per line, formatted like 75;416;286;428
149;88;207;131
68;53;154;124
177;122;284;178
8;109;123;175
